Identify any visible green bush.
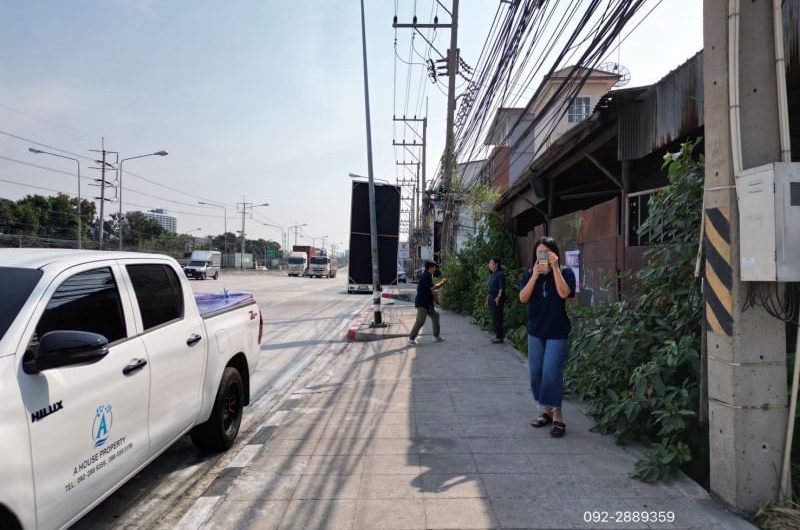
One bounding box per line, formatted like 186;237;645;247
564;138;705;482
442;212;528;338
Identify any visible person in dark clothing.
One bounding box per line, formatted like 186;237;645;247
518;237;576;438
408;261;448;344
486;257;506;343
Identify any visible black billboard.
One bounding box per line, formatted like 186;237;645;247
348;181;400;286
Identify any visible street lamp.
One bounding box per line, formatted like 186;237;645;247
259;221;287;254
199;201;228;262
118;150;168;250
29;148;83;249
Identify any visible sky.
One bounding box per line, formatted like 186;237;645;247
0;0;703;250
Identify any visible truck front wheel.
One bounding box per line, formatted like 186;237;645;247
191;367;244;452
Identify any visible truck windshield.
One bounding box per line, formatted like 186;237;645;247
310;257;328;265
0;267;44;343
288;258;306;264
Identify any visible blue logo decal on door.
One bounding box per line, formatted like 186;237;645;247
93;405;113;447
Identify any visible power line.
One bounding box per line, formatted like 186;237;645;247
0;130;96;162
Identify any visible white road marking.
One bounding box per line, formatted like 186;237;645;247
264;410;289;426
226;444;261;468
174;495;221;530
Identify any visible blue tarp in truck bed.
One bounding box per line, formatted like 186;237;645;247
194;291;254;317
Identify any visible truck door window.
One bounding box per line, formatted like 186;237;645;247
126;264;184;330
30;267;126;351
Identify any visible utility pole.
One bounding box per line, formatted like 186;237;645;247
235;197;269;269
443;0;459;253
99;145;106;249
394;6;454;251
703;0;789;512
90;138;117;250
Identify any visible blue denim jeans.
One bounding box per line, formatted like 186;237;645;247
527;335;568;409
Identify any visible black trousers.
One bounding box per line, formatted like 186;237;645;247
488;296;504;339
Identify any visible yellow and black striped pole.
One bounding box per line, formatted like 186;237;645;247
703;207;733;336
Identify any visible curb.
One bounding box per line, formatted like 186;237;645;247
346;304;374;341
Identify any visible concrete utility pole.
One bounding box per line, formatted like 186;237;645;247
703;0;788;512
235;198;269;269
360;0;384;326
442;0;459;253
90;139;117;250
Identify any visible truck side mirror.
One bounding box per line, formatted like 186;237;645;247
23;330;110;374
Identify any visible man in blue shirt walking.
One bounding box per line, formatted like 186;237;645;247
408;261;448;345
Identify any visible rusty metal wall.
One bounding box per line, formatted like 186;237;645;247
618;52;704;160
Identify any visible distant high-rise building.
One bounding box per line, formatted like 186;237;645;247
129;208;177;233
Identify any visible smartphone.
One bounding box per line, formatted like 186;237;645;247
537;250;550;275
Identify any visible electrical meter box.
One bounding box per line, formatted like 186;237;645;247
735;162;800;281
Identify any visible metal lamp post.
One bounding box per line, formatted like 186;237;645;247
29;148;83;249
199;201;228;262
118;151;168;250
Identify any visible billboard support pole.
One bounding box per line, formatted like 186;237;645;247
359;0;384;326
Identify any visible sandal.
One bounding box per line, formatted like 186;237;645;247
550;421;566;438
530;412;552;428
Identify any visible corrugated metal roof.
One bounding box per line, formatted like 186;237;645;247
617;51;704;160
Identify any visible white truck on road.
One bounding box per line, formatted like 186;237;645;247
183;249;221;280
0;250;263;530
309;255;337;278
287;251;307;277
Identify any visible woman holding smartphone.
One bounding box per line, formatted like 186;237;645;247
518;237;576;438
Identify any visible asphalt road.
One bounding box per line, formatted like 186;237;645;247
74;268;369;529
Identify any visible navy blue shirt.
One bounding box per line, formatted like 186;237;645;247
519;267;576;340
488;270;506;296
415;270;435;309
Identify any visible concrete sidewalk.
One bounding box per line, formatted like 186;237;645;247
181;303;756;530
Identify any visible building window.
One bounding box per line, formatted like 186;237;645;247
567;96;591;123
627;188;667;246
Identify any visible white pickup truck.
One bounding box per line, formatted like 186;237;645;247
0;250;263;530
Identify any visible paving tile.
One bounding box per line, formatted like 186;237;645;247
362;454;422;475
312;437;369;456
420;473;488;498
467;437;531;454
202;499;287;530
424;498;498;530
270;425;327;440
474;453;534;474
292;474;362;500
414;422;466;438
409;437;472;455
358;473;424;499
278;499;356;530
262;438;320;456
226;471;302;501
414;411;460;424
364;439;414;455
419;453;478;473
251;455;311;475
482;473;569;500
371;412;416;425
300;455;364;476
353;499;426;530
